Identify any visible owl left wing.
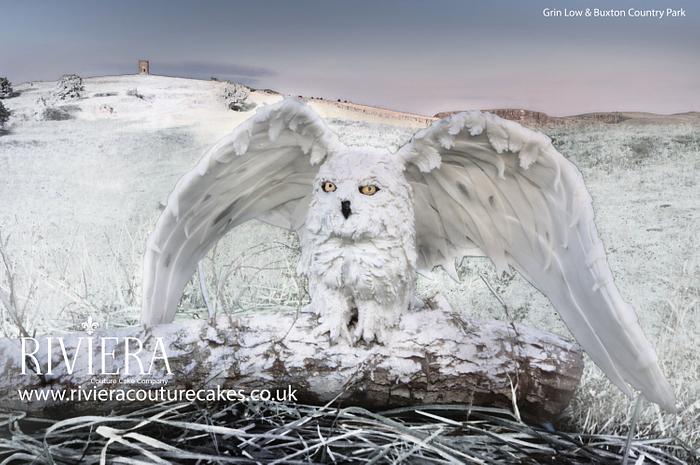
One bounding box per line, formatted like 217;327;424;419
397;111;675;411
141;98;341;325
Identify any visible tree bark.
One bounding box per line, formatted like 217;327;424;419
0;304;583;421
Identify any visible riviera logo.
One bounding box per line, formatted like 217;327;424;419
80;315;99;335
20;315;172;376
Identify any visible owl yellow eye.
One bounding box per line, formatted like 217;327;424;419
321;181;336;192
359;185;379;196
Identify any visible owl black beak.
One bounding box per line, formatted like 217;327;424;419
341;200;352;219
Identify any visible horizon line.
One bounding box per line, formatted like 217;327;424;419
12;72;700;119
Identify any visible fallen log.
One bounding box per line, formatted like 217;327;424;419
0;303;583;421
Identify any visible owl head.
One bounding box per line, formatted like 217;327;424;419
304;147;414;240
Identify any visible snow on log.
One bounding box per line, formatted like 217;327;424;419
0;306;583;420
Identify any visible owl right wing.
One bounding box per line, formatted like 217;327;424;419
141;98;341;325
398;111;675;411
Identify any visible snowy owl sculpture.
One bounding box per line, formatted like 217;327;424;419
141;98;675;411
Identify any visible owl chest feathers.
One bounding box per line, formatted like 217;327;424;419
300;234;416;302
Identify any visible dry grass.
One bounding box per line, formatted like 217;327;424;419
0;400;693;464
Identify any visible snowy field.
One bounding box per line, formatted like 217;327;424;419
0;75;697;448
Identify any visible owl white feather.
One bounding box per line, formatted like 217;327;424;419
140;98;675;411
299;147;418;343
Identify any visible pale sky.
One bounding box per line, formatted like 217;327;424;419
2;0;698;116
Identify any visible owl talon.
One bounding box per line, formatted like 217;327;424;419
314;315;353;345
353;322;392;345
353;323;382;345
352;299;403;345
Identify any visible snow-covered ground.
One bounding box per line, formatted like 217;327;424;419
0;75;697;444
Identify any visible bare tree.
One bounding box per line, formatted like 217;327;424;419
0;101;9;129
54;74;84;100
0;77;13;99
223;82;254;111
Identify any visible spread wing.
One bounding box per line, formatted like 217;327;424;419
141;98;341;325
398;111;675;411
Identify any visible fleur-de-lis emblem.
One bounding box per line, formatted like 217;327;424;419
81;316;99;335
